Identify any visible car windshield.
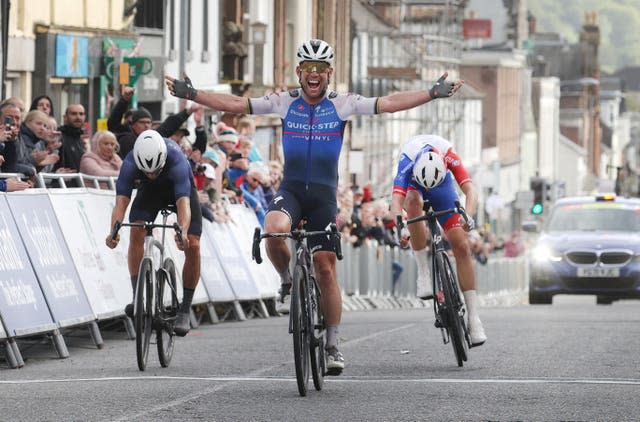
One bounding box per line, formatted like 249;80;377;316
546;203;640;232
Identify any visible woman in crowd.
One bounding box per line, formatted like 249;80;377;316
79;130;122;178
29;95;55;118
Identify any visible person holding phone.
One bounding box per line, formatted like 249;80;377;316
0;100;36;177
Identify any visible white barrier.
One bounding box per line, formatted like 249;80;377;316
0;195;58;336
48;189;132;320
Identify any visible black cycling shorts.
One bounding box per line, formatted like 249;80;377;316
267;180;337;252
129;185;202;237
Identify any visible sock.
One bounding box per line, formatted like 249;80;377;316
325;325;339;349
180;288;195;313
463;290;479;320
279;268;292;285
130;275;137;298
414;247;430;279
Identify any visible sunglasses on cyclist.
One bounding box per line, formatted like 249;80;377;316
300;61;330;74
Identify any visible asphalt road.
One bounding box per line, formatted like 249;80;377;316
1;297;639;421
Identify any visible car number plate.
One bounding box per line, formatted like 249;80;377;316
577;268;620;277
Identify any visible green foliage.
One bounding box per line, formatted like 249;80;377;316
528;0;640;73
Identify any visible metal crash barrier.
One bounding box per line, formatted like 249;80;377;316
0;173;526;368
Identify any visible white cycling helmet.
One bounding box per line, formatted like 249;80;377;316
133;129;167;173
413;150;447;189
296;39;334;65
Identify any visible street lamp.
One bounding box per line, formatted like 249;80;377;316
251;22;267;87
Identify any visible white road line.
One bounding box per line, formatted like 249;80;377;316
1;376;639;386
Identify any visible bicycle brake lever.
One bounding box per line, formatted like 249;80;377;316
110;220;122;241
329;223;343;261
454;200;472;228
173;223;185;248
252;227;263;264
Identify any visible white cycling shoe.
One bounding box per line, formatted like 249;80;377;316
275;284;291;314
468;316;487;346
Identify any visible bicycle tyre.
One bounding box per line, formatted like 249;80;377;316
157;258;178;368
309;275;325;391
438;252;468;367
291;264;310;396
135;258;154;371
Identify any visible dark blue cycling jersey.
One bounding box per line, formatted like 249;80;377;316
116;138;194;199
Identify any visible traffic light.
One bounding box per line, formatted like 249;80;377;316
530;177;545;215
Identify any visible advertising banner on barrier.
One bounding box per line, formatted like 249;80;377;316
199;220;238;302
158;211;210;305
48;190;131;319
207;221;261;300
6;191;95;327
227;205;279;298
0;195;57;336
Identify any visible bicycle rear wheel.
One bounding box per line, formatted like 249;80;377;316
309;276;325;391
135;258;154;371
438;252;468;367
157;258;178;368
291;264;310;396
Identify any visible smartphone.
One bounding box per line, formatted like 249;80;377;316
4;116;12;132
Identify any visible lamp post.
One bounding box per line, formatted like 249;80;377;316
251;22;267;88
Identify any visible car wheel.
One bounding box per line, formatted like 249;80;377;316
596;295;614;305
529;290;552;305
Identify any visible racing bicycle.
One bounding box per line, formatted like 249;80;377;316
252;223;342;396
110;208;182;371
397;200;472;367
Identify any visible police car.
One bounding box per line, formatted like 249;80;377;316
524;194;640;304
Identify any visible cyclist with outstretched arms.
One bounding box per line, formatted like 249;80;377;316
105;129;202;337
166;39;463;373
389;133;487;346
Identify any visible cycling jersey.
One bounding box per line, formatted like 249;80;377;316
393;134;472;231
116;139;194;200
249;89;378;188
116;138;202;236
392;134;471;197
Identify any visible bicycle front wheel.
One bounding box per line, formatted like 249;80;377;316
157;258;178;368
309;275;325;391
135;258;154;371
438;252;468;367
291;264;310;396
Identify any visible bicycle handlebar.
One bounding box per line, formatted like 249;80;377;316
252;223;343;263
110;219;185;248
398;200;471;229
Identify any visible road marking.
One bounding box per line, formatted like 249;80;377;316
1;376;639;386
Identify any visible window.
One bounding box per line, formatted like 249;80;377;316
133;0;164;29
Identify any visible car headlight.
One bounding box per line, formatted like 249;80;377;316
532;244;563;263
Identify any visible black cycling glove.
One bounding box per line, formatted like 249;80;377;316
172;76;198;100
429;74;455;100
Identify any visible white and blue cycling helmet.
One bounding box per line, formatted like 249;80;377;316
296;39;334;65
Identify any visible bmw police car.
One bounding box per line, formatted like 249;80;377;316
524;194;640;304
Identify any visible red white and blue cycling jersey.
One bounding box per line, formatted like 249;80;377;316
392;134;471;196
248;89;378;188
393;134;472;231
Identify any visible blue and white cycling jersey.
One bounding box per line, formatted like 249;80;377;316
249;89;378;188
